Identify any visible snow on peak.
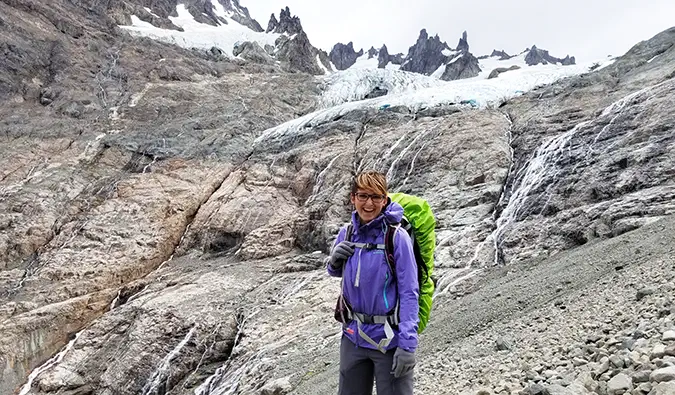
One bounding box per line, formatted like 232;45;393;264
442;49;458;57
119;1;278;58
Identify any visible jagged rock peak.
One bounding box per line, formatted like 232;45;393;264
525;45;576;66
441;52;481;81
330;42;364;70
457;30;469;52
400;28;451;75
367;46;378;59
266;6;303;35
376;44;404;68
266;13;278;33
491;49;512;60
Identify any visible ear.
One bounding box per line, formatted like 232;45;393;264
350;193;355;205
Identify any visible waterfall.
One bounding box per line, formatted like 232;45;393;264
141;326;197;395
490;82;667;265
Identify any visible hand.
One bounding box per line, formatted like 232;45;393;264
329;241;354;270
391;348;415;378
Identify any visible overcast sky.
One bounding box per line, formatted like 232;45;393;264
244;0;675;62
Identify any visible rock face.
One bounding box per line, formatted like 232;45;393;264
488;65;521;79
441;52;481;81
233;41;275;64
491;49;513;60
400;28;451;75
1;1;674;395
329;42;364;70
266;6;302;35
266;7;330;74
377;44;405;68
525;45;576;65
456;30;470;53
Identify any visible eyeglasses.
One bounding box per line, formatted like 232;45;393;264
353;193;386;203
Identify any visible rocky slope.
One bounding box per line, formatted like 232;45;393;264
0;0;674;394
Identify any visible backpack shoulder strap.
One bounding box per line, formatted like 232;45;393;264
384;223;400;281
345;223;354;242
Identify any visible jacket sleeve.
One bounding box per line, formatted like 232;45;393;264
326;226;347;278
394;227;419;352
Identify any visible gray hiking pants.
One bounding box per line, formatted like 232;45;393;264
338;336;414;395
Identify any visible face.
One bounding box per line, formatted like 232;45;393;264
351;189;387;224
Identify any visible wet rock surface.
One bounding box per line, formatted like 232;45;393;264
0;2;674;395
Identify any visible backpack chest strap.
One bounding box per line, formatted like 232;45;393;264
352;242;385;250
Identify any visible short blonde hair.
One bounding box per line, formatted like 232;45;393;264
351;171;388;196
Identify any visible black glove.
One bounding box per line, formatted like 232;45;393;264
392;348;416;378
328;241;354;270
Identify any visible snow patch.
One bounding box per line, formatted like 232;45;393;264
431;64;446;79
647;54;660;63
448;54;463;65
143;7;160;18
442;49;458;57
316;54;329;74
119;3;279;58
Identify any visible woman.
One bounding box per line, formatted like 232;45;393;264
327;171;419;395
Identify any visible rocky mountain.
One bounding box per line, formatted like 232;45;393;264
1;1;674;395
330;30;577;82
525;45;576;66
329;42;364;70
266;7;332;75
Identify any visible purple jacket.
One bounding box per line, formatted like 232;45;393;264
327;201;419;352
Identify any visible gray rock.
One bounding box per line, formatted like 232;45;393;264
456;30;470;53
632;370;652;383
330;42;363;70
650;382;675;395
400;29;451;75
637;287;656;301
232;41;275;64
491;49;513;60
654;344;668;359
488;65;521;79
376;44;404;69
266;6;303;35
651;366;675;382
610;354;625;368
496;337;513;351
441;52;481;81
607;373;632;394
275;32;325;75
664;330;675;341
525;45;576;66
635;383;652;394
522;383;551;395
261;376;292;395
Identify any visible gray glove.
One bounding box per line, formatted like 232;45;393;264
328;241;354;270
391;348;416;378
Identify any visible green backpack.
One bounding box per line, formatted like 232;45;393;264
344;193;436;332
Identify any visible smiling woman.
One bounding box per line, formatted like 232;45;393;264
350;173;388;224
326;170;420;395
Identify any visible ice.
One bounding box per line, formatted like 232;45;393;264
442;48;458;57
255;58;612;148
319;68;445;108
119;3;279;58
